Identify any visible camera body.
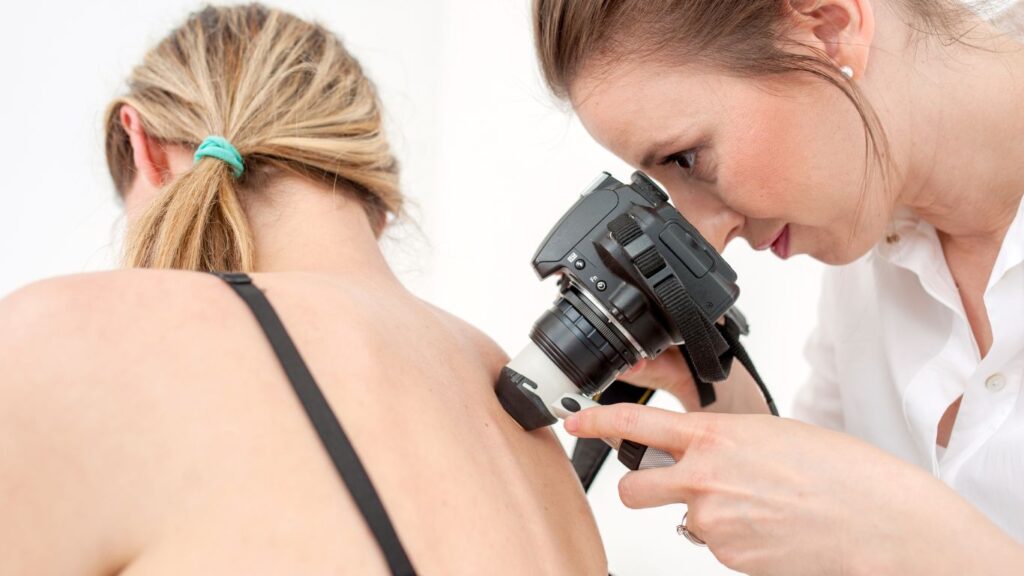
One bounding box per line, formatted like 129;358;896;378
497;171;740;431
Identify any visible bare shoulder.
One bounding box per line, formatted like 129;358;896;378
1;268;232;331
0;269;243;573
3;268;244;368
418;300;510;371
0;268;249;429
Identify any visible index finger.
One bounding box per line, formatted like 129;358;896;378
565;403;708;454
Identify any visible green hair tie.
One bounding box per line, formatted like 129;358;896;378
193;135;244;178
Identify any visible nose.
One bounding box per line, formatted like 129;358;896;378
666;189;743;254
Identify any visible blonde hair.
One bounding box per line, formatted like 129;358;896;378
105;4;401;271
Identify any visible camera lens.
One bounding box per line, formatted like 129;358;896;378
532;290;635;396
497;286;638;430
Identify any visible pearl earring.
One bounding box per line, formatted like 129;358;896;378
839;65;854;79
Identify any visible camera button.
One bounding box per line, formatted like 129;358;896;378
561;397;582;413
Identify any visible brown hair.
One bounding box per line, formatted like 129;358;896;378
105;4;401;272
533;0;984;205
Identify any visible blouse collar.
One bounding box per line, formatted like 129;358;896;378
873;198;1024;294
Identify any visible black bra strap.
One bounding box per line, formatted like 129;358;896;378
212;272;416;576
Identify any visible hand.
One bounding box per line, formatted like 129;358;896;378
564;404;1023;576
620;348;771;415
618;347;701;408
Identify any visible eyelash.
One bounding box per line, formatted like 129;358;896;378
663;149;702;179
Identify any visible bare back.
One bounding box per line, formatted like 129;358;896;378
0;269;606;575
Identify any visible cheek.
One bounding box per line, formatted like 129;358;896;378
720;87;870;228
716;107;806;220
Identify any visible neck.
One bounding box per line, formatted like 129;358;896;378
242;175;397;280
884;15;1024;247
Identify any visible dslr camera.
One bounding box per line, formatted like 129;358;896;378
497;172;743;441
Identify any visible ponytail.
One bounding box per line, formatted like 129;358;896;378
122;154;255;271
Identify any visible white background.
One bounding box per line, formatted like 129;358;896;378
0;1;833;574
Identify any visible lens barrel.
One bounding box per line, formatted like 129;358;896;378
497;288;636;430
530;288;635;397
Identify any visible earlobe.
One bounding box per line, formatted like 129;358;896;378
119;104;171;189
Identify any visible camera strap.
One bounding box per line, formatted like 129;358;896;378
609;206;777;407
681;310;778;416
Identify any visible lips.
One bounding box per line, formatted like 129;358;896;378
770;225;791;260
753;225;791;259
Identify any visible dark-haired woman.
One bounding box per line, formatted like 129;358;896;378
534;0;1024;573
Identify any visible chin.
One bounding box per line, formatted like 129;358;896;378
815;240;876;266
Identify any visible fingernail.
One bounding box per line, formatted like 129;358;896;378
564;415;579;433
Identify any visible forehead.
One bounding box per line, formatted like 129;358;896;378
570;59;743;165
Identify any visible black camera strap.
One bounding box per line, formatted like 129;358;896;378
609;210;779;410
682;310;778;417
607;212;735;386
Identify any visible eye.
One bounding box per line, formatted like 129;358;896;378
664;149;701;177
674;150;698;170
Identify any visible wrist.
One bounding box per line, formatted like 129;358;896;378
857;470;1020;576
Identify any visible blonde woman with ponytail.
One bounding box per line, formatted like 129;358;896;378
0;5;606;575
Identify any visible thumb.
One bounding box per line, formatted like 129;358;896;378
618;348;699;405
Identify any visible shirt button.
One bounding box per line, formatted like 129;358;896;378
985;373;1007;392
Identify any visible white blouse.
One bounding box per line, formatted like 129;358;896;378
793;199;1024;543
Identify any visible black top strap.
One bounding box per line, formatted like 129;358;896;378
211;272;416;576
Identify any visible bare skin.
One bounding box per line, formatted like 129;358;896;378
0;126;606;574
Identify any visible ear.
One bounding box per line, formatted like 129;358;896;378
787;0;875;79
119;104;173;189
